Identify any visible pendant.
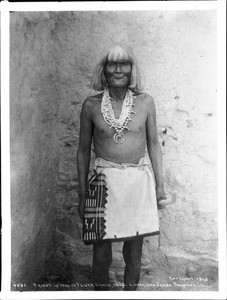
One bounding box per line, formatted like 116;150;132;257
113;132;125;144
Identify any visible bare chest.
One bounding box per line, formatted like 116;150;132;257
92;99;148;138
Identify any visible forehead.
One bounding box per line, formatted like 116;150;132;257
107;45;131;62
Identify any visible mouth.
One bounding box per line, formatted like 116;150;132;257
113;75;125;79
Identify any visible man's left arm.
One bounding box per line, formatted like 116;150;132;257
145;94;166;208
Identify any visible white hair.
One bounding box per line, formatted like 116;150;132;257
91;44;142;92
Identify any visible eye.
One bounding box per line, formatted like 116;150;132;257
122;61;131;67
107;62;115;67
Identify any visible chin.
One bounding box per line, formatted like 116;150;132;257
110;80;130;88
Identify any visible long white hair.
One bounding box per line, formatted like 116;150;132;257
91;44;142;92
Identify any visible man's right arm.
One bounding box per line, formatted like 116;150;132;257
77;98;94;219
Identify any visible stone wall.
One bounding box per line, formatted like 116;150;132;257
10;11;217;291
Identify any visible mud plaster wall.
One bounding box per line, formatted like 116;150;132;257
10;12;60;285
10;11;217;289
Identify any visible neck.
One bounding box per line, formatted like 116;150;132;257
108;86;129;102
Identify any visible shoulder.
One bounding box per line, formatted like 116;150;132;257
135;92;156;111
82;92;103;112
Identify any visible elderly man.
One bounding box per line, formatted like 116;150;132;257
77;44;166;291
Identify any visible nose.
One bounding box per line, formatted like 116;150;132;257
114;62;122;72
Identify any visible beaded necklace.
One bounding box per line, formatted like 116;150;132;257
101;88;135;143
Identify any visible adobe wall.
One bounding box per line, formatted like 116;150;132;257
10;12;60;287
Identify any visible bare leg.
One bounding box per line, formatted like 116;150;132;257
92;241;112;291
123;237;143;291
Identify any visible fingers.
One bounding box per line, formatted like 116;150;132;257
158;203;165;210
158;194;166;201
158;190;177;206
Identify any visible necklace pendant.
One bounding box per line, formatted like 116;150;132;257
113;132;125;144
101;88;134;144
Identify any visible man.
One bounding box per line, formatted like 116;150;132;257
77;44;166;291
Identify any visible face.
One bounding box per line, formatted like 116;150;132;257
104;59;132;88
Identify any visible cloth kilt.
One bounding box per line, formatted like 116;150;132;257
83;157;159;245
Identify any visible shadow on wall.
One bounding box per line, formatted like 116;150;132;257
10;10;218;291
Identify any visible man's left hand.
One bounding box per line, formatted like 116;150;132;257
156;185;166;210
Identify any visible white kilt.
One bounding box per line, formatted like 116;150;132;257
83;157;159;244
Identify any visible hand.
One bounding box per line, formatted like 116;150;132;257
78;192;85;220
78;196;85;220
156;185;166;210
158;190;177;207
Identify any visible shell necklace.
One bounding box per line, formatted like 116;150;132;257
101;88;135;143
